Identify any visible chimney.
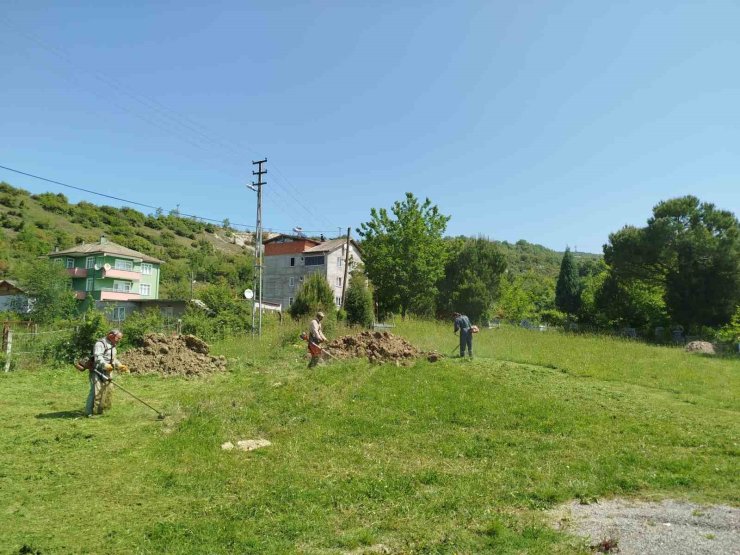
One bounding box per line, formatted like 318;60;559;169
100;235;107;245
54;246;59;253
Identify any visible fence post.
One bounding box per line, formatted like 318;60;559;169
2;322;8;352
4;328;12;373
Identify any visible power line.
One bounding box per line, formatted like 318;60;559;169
0;163;343;235
1;16;338;230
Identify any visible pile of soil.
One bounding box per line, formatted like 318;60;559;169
324;331;442;365
685;341;716;355
123;333;227;376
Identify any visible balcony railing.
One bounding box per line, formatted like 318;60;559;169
99;289;142;301
102;268;141;280
67;268;88;278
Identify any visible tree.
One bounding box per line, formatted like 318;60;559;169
438;237;507;321
14;258;76;324
344;273;374;327
288;272;335;320
357;193;450;318
555;248;581;317
603;196;739;331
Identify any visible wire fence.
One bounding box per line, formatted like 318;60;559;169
2;319;183;372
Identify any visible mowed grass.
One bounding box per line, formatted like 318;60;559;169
1;321;737;554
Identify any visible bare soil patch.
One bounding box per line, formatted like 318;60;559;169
324;331;442;365
123;333;227;376
549;498;740;554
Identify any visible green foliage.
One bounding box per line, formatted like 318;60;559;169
344;275;374;327
494;275;535;321
716;306;740;344
604;196;739;332
438;237;507;321
43;308;108;364
288;272;336;320
14;258;76;324
555;248;581;316
122;308;165;347
181;283;252;341
358;193;450;318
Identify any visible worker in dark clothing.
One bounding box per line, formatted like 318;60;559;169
453;312;473;358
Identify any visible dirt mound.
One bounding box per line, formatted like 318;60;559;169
123;333;227;376
685;341;716;355
324;331;442;365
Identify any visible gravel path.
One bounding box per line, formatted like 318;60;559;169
549;498;740;554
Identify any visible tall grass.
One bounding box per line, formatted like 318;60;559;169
0;319;737;553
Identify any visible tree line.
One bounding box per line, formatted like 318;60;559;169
349;192;738;339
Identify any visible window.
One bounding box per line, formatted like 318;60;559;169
114;259;134;271
336;277;342;287
288;277;295;287
113;307;126;321
335;296;342;306
113;280;132;293
54;258;63;265
141;263;152;275
290;257;295;267
85;257;95;269
140;284;151;296
289;297;294;306
304;255;325;266
337;257;343;268
85;278;93;291
65;258;75;269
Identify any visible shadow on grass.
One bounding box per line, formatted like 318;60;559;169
35;410;86;419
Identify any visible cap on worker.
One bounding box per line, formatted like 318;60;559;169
316;311;325;319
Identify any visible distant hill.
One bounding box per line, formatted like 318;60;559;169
0;181;601;299
0;181;259;298
492;239;601;278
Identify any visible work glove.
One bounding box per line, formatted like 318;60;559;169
118;364;130;373
103;364;114;372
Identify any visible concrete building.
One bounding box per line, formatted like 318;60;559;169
262;235;362;310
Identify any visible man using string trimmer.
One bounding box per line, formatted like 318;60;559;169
85;329;129;417
306;311;328;368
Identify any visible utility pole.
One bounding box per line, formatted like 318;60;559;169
340;227;351;307
249;159;267;337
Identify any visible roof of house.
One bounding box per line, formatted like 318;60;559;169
304;238;361;254
49;239;163;264
0;279;27;295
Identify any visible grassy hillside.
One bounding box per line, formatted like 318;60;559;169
0;181;256;297
1;321;736;553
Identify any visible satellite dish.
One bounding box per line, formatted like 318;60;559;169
103;263;111;271
243;289;254;300
93;264;101;271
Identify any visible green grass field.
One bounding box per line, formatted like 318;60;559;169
1;321;737;554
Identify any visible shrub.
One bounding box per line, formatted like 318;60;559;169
43;309;108;364
122;309;164;347
288;273;335;322
345;277;374;327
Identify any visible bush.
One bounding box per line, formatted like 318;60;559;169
288;273;335;321
43;309;108;364
344;277;374;327
122;309;164;347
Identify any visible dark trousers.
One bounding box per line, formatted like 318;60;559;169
459;329;472;357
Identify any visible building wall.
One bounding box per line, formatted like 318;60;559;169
52;253;160;300
0;294;31;313
263;244;363;309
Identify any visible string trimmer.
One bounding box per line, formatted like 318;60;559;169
92;368;165;419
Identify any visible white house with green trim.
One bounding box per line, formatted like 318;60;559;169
48;236;164;319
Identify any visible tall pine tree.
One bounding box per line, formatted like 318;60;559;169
555;247;581;317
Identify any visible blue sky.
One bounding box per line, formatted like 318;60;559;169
1;1;738;253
